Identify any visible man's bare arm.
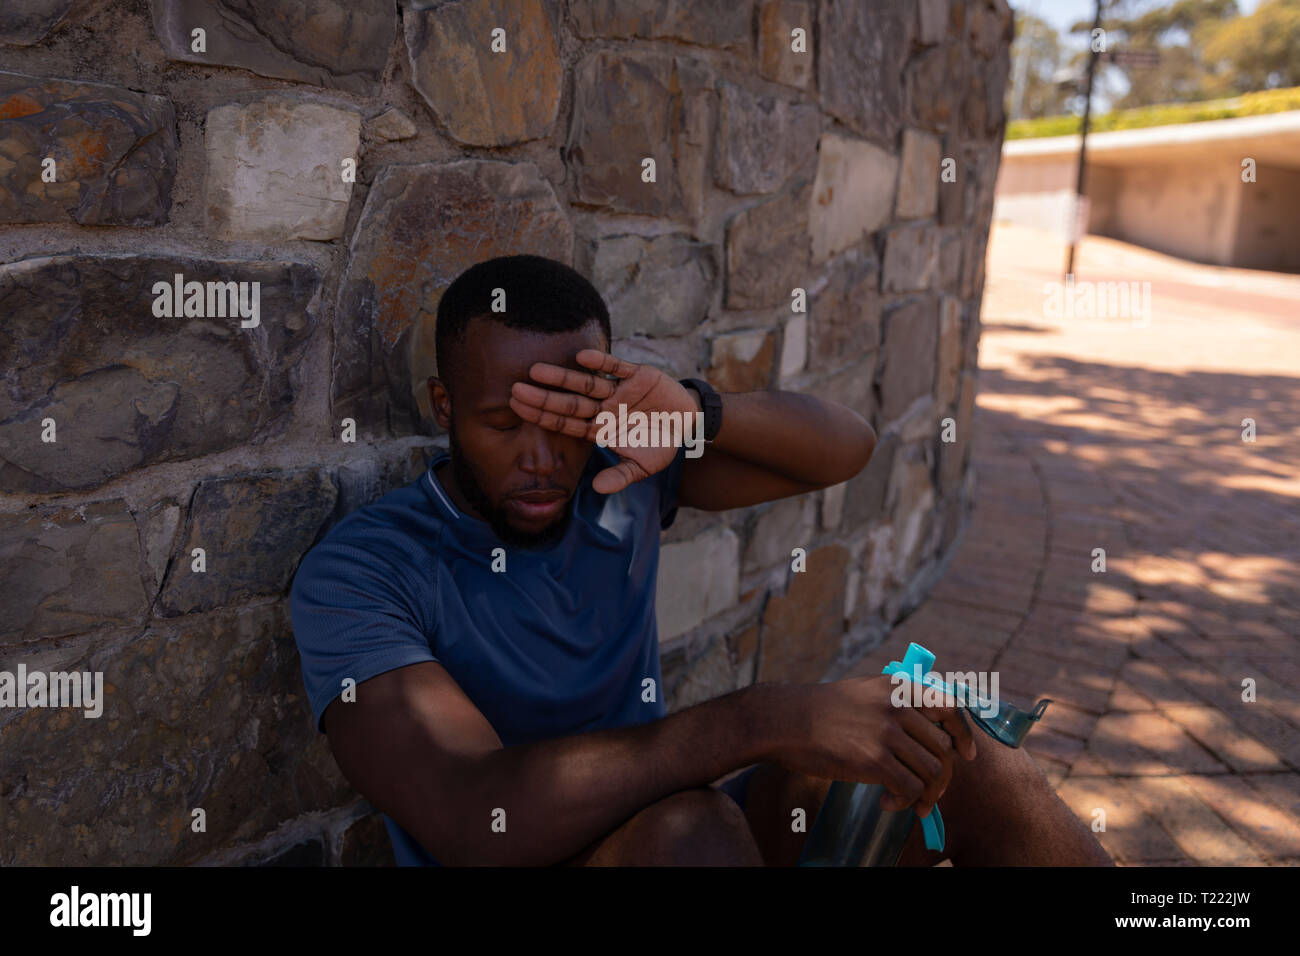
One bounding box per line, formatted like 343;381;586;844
325;661;786;865
324;660;974;866
678;390;876;511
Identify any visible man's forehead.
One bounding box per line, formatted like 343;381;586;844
459;316;605;403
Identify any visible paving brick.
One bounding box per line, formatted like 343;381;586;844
1241;773;1300;823
1056;778;1185;864
1179;773;1300;859
1108;680;1158;711
1083;711;1229;775
1161;705;1285;772
858;219;1300;867
1118;776;1264;864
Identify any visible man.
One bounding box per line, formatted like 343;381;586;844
290;254;1111;867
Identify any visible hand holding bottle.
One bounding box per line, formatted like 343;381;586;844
767;675;978;819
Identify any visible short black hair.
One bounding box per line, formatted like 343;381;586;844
435;254;611;397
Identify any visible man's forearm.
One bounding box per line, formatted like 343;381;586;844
423;682;801;866
703;389;874;487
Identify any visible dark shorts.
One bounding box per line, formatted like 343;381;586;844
716;764;760;812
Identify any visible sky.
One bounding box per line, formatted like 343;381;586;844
1014;0;1262;37
1009;0;1266;111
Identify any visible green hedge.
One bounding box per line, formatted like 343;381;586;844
1006;86;1300;140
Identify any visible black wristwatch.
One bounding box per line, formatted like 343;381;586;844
679;377;722;442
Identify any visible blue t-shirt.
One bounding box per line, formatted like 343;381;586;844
289;444;687;865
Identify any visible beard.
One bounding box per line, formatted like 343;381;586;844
447;423;576;550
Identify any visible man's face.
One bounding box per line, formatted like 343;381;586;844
432;315;604;549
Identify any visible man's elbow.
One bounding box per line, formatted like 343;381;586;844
837;415;876;483
856;419;877;474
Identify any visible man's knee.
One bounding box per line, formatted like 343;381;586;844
633;788;763;865
941;735;1113;866
572;787;763;865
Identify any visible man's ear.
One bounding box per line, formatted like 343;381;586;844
429;377;452;430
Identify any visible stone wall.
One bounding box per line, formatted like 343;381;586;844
0;0;1012;864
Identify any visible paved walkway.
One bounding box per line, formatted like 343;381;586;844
849;223;1300;866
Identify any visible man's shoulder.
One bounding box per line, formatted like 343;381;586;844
295;471;443;583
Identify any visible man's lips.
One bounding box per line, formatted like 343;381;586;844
512;489;566;502
507;489;567;521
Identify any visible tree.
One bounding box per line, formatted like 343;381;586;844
1096;0;1242;106
1202;0;1300;90
1009;10;1070;119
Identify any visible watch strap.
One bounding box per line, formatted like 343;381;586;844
679;377;722;442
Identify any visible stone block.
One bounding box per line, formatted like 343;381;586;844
940;370;976;492
842;431;898;529
758;0;814;89
339;812;395;866
758;544;849;682
0;603;350;864
743;495;815;574
206;100;360;241
779;312;807;380
807;353;876;427
158;470;337;616
405;0;562;146
150;0;394;95
583;232;715;339
918;0;949;45
895;129;941;220
877;298;939;427
566;51;712;223
571;0;751;49
905;43;963;129
887;442;936;578
0;0;79;44
0;71;177;225
335;159;573;435
882;224;941;293
817;0;910;144
367;107;417;143
820;481;846;531
809;132;898;263
724;178;813;309
936;296;962;411
0;255;319;494
714;81;819;195
0;501;149;641
656;526;740;640
808;250;880;368
709;328;777;393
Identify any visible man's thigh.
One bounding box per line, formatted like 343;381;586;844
722;762;834;866
561;786;764;866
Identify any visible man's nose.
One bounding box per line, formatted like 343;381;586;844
518;422;563;481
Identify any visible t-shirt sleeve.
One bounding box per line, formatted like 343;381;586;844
656;444;689;530
289;534;438;734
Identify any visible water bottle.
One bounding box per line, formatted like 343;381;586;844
797;643;1049;866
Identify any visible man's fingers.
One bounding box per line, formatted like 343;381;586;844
898;707;958;764
575;348;639;380
889;726;949;814
591;460;645;495
526;361;617;399
508;396;590;439
510;381;603;419
934;704;977;760
878;755;926;812
910;693;977;761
